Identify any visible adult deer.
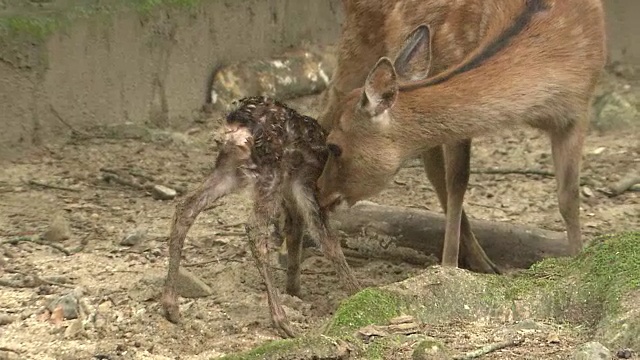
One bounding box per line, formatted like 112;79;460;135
320;0;538;274
317;0;607;270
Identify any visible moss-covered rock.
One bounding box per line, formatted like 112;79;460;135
325;288;405;336
223;232;640;359
411;338;450;360
218;336;353;360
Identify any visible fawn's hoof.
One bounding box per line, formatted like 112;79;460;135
285;285;302;299
275;319;298;339
161;294;181;324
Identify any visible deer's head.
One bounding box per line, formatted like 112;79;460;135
317;25;433;208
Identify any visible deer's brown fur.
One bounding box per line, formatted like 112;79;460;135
318;0;607;268
161;96;359;338
321;0;545;274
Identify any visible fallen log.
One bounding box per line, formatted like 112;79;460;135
329;202;569;269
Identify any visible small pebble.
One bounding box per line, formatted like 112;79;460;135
0;314;17;326
47;292;80;320
581;186;594;197
64;319;85;339
42;214;71;242
616;349;633;359
120;228;147;247
151;185;177;200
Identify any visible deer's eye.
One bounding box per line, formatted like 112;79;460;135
327;143;342;157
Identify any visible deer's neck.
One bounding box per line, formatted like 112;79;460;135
390;72;550;156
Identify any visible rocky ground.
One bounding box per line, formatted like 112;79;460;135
0;66;639;359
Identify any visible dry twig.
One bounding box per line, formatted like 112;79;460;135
48;104;92;139
0;236;71;256
100;170;145;190
453;338;524;360
1;269;75;289
0;346;22;354
26;179;80;193
471;168;554;177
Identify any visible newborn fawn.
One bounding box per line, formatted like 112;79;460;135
161;96;360;338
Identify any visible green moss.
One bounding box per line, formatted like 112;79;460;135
0;0;203;41
569;231;640;313
361;335;413;360
0;15;61;39
497;256;572;301
217;336;338;360
325;288;404;336
131;0;202;13
217;338;297;360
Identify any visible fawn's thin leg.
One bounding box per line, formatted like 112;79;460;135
162;170;240;323
421;144;500;273
246;201;296;338
283;207;304;297
550;121;586;256
292;182;360;294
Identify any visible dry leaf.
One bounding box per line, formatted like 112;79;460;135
50;305;65;326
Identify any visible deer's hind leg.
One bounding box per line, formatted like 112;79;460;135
549;118;587;256
282;205;305;297
246;193;297;338
162;169;241;323
421;143;500;274
291;182;360;294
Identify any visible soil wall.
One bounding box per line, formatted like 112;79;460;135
0;0;638;162
0;0;342;161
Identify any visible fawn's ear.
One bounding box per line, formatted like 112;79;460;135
393;24;433;81
360;57;398;118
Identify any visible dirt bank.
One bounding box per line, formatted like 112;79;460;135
0;0;342;161
2;1;640;163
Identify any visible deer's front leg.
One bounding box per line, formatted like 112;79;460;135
421;146;500;273
246;214;297;339
441;140;472;268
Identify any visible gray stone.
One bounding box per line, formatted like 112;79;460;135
120;228;147;246
0;350;20;360
592;91;639;131
63;319;85;339
0;314;16;326
42;214;71;242
175;268;213;298
46;292;79;320
571;342;612;360
151;185;177;200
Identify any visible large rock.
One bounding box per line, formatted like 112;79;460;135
571;342;612;360
209;47;337;111
592;90;639;131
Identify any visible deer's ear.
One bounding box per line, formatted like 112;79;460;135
394;24;433;81
360;57;398;117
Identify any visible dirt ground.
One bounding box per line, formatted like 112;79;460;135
1;84;639;359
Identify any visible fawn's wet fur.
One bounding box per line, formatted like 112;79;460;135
161;96;359;338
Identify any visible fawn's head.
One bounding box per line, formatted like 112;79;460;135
317;25;433;208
